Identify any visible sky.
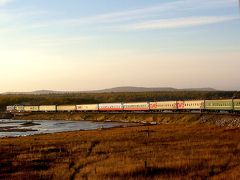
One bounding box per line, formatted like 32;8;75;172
0;0;240;92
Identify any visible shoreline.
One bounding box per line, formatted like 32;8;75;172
11;112;240;128
0;119;137;138
0;112;13;119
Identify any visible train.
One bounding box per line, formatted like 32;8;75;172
6;99;240;113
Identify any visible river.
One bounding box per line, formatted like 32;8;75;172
0;119;133;138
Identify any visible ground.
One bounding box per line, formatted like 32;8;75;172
0;124;240;180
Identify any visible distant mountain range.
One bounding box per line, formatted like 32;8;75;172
95;87;217;93
2;86;217;95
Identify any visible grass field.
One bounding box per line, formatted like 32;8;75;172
0;124;239;179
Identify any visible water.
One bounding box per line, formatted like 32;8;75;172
0;119;132;138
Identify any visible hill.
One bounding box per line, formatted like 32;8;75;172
2;86;217;94
94;86;217;93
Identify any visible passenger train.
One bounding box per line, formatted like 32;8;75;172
6;99;240;113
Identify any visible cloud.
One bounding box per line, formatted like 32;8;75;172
75;0;236;24
0;0;238;36
25;0;237;29
117;16;238;31
0;0;11;6
30;36;92;47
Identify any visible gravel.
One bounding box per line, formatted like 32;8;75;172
199;115;240;128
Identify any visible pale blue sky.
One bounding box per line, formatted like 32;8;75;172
0;0;239;92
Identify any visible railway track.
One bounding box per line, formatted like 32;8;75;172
9;111;240;116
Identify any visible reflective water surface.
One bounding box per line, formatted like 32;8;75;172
0;119;132;138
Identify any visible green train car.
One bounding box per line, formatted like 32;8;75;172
233;99;240;111
205;99;233;111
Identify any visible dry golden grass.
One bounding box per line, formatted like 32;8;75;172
0;124;240;180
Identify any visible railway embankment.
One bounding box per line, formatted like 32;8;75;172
0;112;13;119
12;112;240;128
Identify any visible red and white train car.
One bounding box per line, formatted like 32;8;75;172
177;100;205;110
150;101;177;111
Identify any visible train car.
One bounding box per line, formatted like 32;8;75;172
150;101;177;111
24;106;39;112
123;102;149;111
205;99;233;111
233;99;240;111
6;106;15;112
15;106;25;112
57;105;76;112
39;105;57;112
177;100;205;110
76;104;99;111
98;103;123;111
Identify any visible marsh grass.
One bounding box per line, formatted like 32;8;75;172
0;124;239;179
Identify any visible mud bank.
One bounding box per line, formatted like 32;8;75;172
12;112;240;128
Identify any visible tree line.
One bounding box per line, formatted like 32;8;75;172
0;91;239;111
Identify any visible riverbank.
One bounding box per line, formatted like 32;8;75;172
13;112;240;128
0;119;132;137
0;113;13;119
0;124;239;179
